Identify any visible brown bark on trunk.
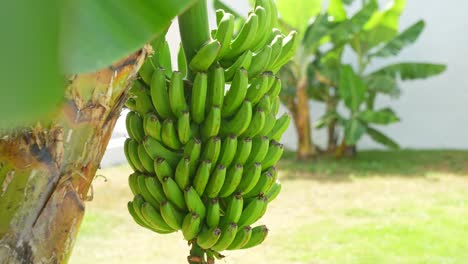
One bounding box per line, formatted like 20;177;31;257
0;49;146;263
326;100;338;153
289;76;315;160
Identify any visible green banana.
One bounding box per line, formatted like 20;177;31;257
224;51;253;82
150;67;173;119
202;137;221;165
205;164;227;198
222;69;249;117
184;138;202;173
177;111;191;144
262;141;284;168
248;45;272;78
161;119;182;150
225;13;259;59
137;174;160;209
215;13;235;59
241;225;268;249
137;144;154;173
132;195;151;228
128;172;140;195
237;195;267;228
247;136;270;166
242;107;266;138
128;201;151;230
124;138;138;172
245;73;271;105
154;157;174;182
216;9;225;25
141;202;176;233
143;137;180;167
160;200;184;230
270;96;281;116
207;66;225;110
189;40;221;72
126;111;145;143
145;177;166;204
271;31;299;71
251;6;269;51
227;226;252;250
201;106;221;141
212;223;238;251
237;162;262;194
268;77;282;100
218;135;238;167
182;212;202;241
169;71;188;118
219;164;244;198
232;137;253;165
191;72;208;124
206;198;221;228
178;43;187;78
139;59;155;86
175;157;191;190
252;0;275;51
193;160;212;196
266;35;284;69
258;113;276;136
126;138;145;173
257;94;272;114
244;170;275;198
162;176;186;211
143;113;162;141
220;100;253;137
197;226;222;249
268;113;290;141
221;192;243;224
157;41;173;75
266;181;281;203
128;82;155;115
184;186;206;219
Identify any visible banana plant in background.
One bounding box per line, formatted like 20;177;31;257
124;0;297;262
304;0;446;157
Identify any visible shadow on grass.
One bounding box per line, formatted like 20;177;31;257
279;149;468;182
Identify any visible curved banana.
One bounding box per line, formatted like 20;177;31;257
143;136;181;167
184;138;202;173
248;45;272;78
207;66;225;110
215;13;235;59
237;162;262;194
143;113;162;141
128;82;155;115
259;113;276;136
189;40;221;72
145;177;166;204
128;172;140;195
266;35;284;70
218;135;238;168
136;174;161;210
137;144;155;173
222;69;249;117
197;226;222;249
141;202;176;233
232;137;253;165
160;200;184;230
206;198;221;228
237;195;267;228
219;165;244;198
124;138;138;172
250;6;270;52
268;113;290;141
262;141;284;168
270;96;281;116
246;72;272;105
220;100;253;137
191;72;208;124
224;51;253;82
266;181;281;203
257;94;272;115
150;67;173;119
212;223;238;251
139;59;155;86
178;43;187;78
182;212;202;241
205;164;227;198
184;186;207;220
247;136;270;166
227;226;252;250
175;157;191;190
221;192;244;224
193;160;212;196
240;225;268;249
225;14;259;59
202;137;221;166
169;71;188;118
271;31;299;71
154;157;174;182
126;111;145;143
244;170;275;198
201;106;221;141
126;138;145;173
242;107;266;138
162;176;186;211
177;111;191;144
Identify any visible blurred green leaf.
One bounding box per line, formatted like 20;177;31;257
339;65;366;113
358;108;400;124
62;0;197;73
371;63;446;80
329;0;378;44
364;74;399;95
370;20;425;58
344;118;366;145
303;14;333;52
276;0;323;34
0;0;62;128
314;111;340;129
328;0;347;22
366;126;399;149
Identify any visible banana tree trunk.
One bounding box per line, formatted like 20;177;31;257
0;49;146;263
288;76;315;160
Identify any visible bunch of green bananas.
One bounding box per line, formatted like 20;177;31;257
124;0;296;258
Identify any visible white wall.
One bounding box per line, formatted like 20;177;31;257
102;0;467;166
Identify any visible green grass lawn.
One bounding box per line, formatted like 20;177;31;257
70;150;468;264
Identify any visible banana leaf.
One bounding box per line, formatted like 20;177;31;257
366;126;399;149
358;108;400;124
339;65;367;113
344;118;366;145
370;63;446;80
